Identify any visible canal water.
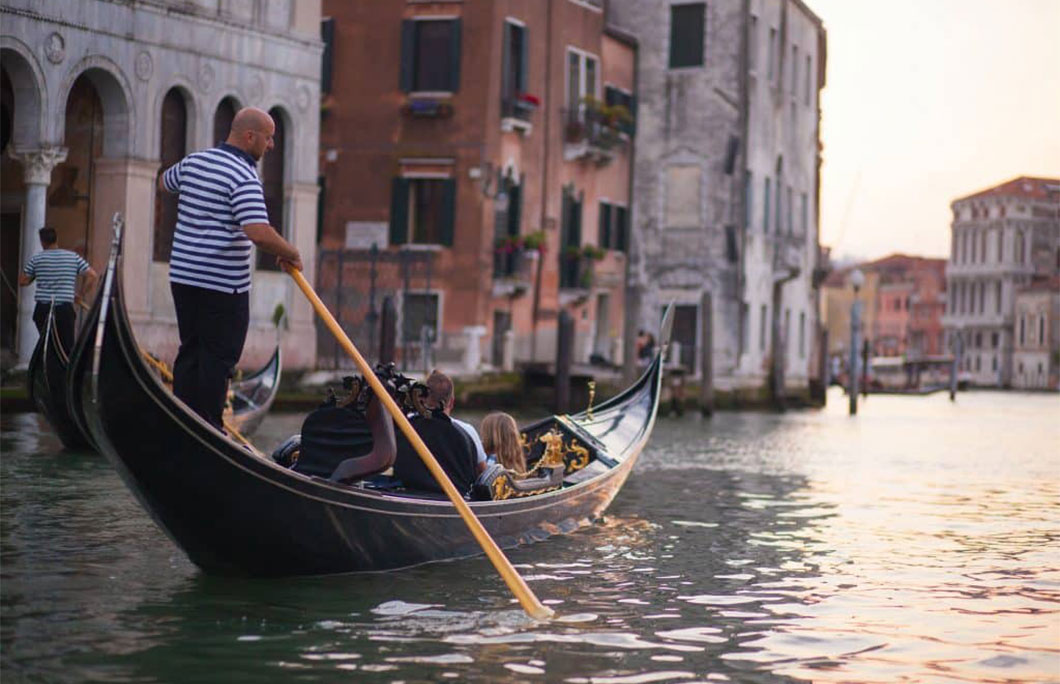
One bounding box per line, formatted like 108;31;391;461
2;389;1057;683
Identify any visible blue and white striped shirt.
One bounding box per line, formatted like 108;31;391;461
162;144;269;294
23;249;89;304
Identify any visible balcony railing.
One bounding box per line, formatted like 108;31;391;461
501;93;538;122
559;252;594;290
562;105;628;163
492;248;537;297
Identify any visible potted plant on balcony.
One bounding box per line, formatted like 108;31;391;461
514;92;540;113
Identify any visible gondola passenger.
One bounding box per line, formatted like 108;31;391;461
392;371;478;495
480;412;528;477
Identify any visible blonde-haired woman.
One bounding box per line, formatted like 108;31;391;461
480;412;527;476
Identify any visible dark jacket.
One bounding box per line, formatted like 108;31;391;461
393;410;478;495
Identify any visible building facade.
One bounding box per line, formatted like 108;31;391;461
863;254;947;358
607;0;826;397
1;0;322;368
317;0;634;371
942;177;1060;387
1011;278;1060;390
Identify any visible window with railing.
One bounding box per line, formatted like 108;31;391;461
500;21;537;121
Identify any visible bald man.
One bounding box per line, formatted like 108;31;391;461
158;107;302;431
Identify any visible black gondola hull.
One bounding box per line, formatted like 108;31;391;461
76;239;664;577
27;308;91;451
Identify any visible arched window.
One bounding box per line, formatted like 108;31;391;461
257;107;287;271
213;96;238;145
154;88;188;262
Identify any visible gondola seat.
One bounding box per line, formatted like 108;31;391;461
471;463;565;501
271;404;376;478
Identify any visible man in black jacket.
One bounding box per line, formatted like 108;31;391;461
393;370;478;495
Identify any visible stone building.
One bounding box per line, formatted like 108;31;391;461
317;0;635;371
607;0;826;398
1;0;322;369
942;176;1060;387
1011;277;1060;390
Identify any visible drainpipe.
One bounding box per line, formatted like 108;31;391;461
531;0;554;362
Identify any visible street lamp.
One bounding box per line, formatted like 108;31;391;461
848;268;864;415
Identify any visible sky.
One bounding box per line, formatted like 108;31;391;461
804;0;1060;261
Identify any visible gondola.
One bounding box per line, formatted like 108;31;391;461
27;304;91;450
72;227;669;577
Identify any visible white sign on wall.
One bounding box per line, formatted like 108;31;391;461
345;221;389;249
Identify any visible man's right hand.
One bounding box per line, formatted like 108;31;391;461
278;255;303;272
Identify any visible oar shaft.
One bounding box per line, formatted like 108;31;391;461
285;266;553;620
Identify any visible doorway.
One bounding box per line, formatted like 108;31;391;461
670;304;698;373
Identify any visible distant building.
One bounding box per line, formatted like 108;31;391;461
608;0;827;398
1011;277;1060;390
942;177;1060;387
1;0;322;368
318;0;634;371
864;254;947;358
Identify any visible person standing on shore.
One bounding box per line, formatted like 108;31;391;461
19;226;97;354
158;107;302;430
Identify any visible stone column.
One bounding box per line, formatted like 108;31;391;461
11;146;68;365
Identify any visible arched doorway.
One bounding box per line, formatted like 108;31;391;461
153;88;189;262
0;67;19;352
49;74;103;260
257;106;287;271
213;96;239;146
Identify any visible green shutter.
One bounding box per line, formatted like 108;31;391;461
598;201;612;249
572;195;582;245
440;178;456;246
506;183;521;237
321;18;335;95
448;19;462;92
389;177;409;245
501;23;512;104
615;206;628;252
400;21;415;92
518;25;528;93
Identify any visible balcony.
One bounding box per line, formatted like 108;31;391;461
492;247;538;297
401;96;453;119
562;100;630;164
501;92;539;134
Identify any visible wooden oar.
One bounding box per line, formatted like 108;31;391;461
284;264;554;620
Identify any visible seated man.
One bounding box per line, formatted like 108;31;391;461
392;370;478;496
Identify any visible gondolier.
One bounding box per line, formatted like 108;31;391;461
18;226;97;354
159;106;302;430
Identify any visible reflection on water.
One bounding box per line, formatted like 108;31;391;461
1;390;1058;682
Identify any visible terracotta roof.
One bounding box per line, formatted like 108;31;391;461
953;176;1060;204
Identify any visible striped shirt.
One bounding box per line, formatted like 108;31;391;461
162;144;269;294
23;249;89;304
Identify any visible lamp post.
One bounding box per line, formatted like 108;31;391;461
848;268;864;416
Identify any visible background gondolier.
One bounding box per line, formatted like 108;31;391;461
18;226;98;355
159;107;302;431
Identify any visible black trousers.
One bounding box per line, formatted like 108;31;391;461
33;302;76;355
171;283;249;430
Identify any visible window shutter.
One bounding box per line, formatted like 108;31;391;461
501;23;512;103
605;86;617;106
399;21;415;92
506;183;522;237
389;177;409;245
598;201;612;249
572;195;583;245
440;178;457;246
669;3;705;68
448;19;462;92
615;206;628;252
321;18;335;95
518;25;529;92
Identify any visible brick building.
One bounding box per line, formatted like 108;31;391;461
317;0;635;371
865;254;947;358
